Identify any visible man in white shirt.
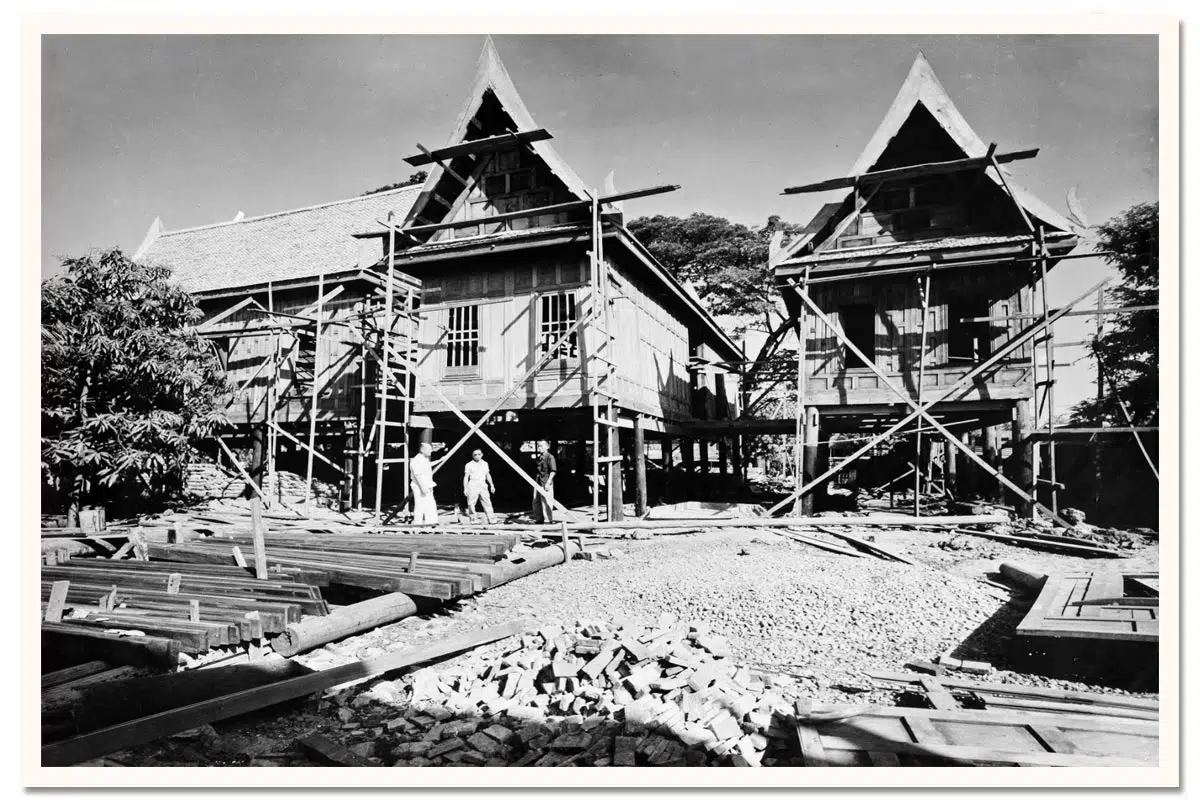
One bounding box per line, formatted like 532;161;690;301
410;441;438;525
462;448;496;525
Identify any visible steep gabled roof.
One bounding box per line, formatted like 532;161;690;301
402;37;591;231
854;53;1073;232
784;53;1076;259
136;185;421;294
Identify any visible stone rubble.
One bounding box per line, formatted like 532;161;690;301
321;615;826;767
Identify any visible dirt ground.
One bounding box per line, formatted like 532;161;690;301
99;514;1159;767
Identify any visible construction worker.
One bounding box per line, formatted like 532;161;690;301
533;440;557;524
410;441;438;525
463;448;496;524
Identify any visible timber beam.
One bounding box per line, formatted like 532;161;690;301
781;148;1039;195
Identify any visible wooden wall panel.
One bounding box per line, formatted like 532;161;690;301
201;284;373;427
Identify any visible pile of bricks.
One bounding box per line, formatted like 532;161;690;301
183;460;341;507
338;615;810;767
183;461;244;500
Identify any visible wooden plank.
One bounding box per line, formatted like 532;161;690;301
781;149;1040;195
231;546;248;569
42;619;527;766
867;671;1160;711
41;661;112;690
250;497;269;580
296;734;371;766
918;677;960;710
108;540;135;561
402;128;553;166
815;526;917;565
45;581;70;623
795;724;829;766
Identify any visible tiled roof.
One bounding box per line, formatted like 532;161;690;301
783;231;1076;266
137;185;422;293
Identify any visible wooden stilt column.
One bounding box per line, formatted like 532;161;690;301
731;434;744;490
632;416;647;517
1012;399;1035;518
983;426;1001;503
945;434;959;498
800;407;820;516
608;429;625;522
699;439;710;495
661;434;674;503
718;438;729;479
680;438;694;500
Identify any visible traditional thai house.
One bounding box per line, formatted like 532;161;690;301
770;54;1084;516
136;39;742;519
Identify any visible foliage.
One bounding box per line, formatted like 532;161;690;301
627;213;804;418
360;170;429;196
41;249;230;513
1070;202;1159;426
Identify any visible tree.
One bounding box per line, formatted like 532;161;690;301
42;249;231;517
627;213;803;418
360;170;429;196
1071;202;1158;426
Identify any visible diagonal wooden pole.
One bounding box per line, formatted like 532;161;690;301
427;382;573;518
766;277;1110;516
431;309;594;475
791;284;1078;529
214;436;266;504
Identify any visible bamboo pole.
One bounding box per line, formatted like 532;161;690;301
914;271;931;517
375;213;397;522
1037;226;1059;513
792;267;810;512
303;273;325;516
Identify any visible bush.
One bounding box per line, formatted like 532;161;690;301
41;248;230;517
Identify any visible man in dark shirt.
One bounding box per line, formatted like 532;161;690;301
533;440;557;524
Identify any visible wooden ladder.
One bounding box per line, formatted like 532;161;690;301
372;228;420;522
589;193;620;523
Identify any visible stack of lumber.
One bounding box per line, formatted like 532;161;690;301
41;620;527;766
40;560;328;654
148;531;523;600
868;670;1159;723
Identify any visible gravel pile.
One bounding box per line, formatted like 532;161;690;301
320;528;1008;702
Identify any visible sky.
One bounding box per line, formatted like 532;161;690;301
40;34;1159;418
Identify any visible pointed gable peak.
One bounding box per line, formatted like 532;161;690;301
851;52;985;176
850;52;1074;233
403;37;591;232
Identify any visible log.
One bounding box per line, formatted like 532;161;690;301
486;541;580;587
272;543;578;658
273;593;419;658
999;562;1050;591
41;619;528;766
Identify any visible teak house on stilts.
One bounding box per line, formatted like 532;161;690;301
769;54;1091;522
135;39;743;521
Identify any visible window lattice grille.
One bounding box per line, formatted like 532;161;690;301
539;293;578;360
446;305;479;368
